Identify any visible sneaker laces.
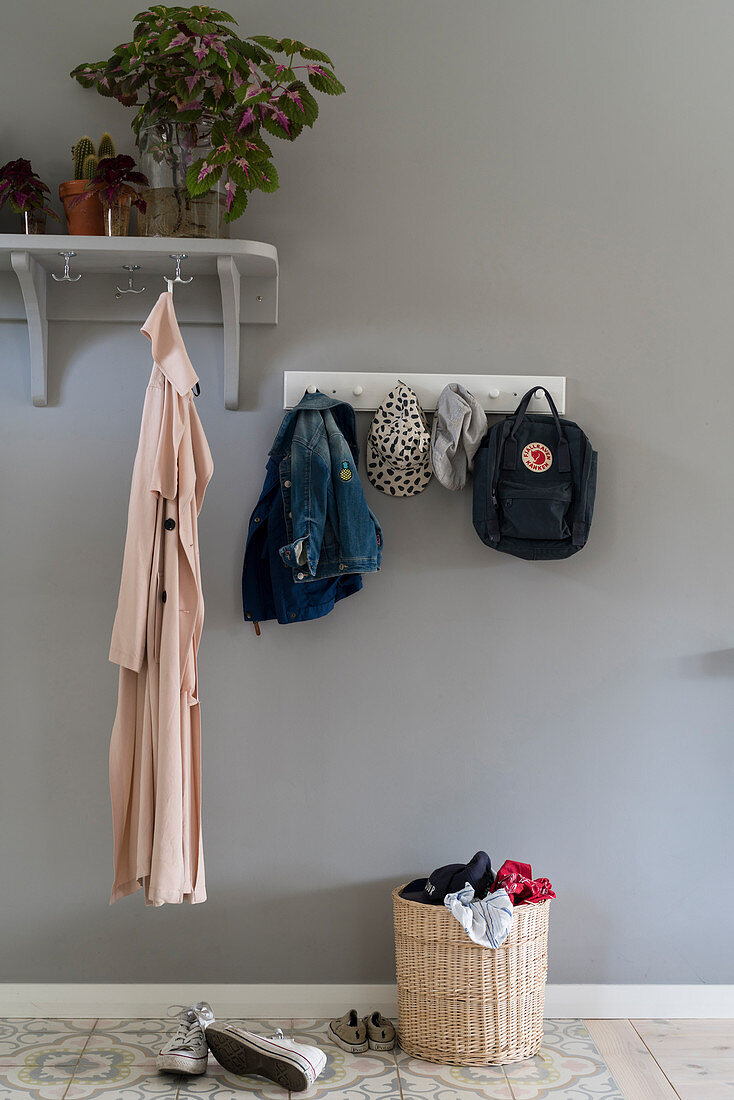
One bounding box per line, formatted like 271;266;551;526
190;1001;216;1028
165;1002;215;1051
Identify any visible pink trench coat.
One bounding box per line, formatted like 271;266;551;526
108;292;213;906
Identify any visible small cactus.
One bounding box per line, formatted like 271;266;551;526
73;136;96;180
97;132;115;160
81;153;99;180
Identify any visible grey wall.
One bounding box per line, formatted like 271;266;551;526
1;0;733;985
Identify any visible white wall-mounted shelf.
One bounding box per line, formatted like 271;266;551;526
0;235;279;409
284;372;566;414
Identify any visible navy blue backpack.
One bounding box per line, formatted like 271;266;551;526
472;387;597;560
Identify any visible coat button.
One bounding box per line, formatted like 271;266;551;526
297;572;305;579
161;590;167;603
254;516;261;523
339;564;346;571
284;479;291;488
290;612;296;620
164;518;176;530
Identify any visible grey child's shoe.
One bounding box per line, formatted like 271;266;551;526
363;1011;396;1051
328;1009;368;1053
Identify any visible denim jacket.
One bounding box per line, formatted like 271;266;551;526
276;391;382;580
242;391;382;626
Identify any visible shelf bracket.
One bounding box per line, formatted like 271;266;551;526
217;254;241;411
10;251;47;406
0;237;278;409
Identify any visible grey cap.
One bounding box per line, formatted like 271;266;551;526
430;383;488;490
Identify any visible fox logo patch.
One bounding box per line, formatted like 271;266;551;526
521;443;552;472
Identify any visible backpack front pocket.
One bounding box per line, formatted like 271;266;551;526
499;482;572;540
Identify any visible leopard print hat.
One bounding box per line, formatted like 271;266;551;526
366;381;433;496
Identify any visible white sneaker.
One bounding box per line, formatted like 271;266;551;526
205;1024;327;1092
157;1002;215;1075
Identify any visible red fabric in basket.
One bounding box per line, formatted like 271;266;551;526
491;860;556;905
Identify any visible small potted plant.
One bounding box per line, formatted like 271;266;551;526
0;159;59;234
81;154;149;236
59;133;116;234
71;6;344;237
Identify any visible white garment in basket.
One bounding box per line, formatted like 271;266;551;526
444;883;513;948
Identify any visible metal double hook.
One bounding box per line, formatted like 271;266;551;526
51;251;82;283
115;265;146;298
162;253;200;397
52;251;194;293
164;253;194;293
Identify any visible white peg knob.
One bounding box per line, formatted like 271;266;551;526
353;385;363;396
489;388;500;399
307;384;317;394
534;388;543;399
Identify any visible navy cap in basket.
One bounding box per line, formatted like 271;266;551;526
400;851;494;905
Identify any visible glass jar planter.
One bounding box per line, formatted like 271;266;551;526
102;194;132;237
22;209;46;234
137;123;228;239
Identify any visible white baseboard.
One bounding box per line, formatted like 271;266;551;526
0;985;397;1019
0;984;733;1019
544;984;734;1019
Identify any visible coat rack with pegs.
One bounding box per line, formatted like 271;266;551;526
283;372;567;414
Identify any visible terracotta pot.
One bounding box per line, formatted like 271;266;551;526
59;180;104;235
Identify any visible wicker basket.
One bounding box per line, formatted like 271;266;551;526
393;884;550;1065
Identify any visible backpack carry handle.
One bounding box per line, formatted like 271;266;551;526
511;387;562;433
503;387;571;472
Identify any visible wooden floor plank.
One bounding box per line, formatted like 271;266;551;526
586;1019;654;1057
584;1020;680;1100
647;1054;734;1100
633;1019;734;1057
650;1082;734;1100
626;1019;734;1100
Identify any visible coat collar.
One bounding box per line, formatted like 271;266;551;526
269;390;358;459
290;390;346;411
141;292;199;396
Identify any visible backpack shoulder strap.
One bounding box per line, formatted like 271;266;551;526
478;422;509;543
571;434;595;546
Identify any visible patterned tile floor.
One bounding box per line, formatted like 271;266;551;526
0;1018;624;1099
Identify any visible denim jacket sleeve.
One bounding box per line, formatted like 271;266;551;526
278;409;328;577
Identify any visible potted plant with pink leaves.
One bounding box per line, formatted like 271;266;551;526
71;4;344;238
0;159;59;234
81;155;149;236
